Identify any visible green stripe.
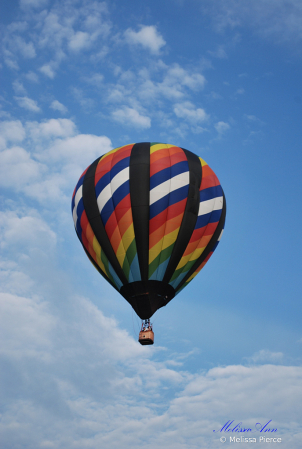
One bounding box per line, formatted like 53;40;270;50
148;243;174;278
170;259;197;282
125;238;137;267
121;239;138;281
100;248;117;287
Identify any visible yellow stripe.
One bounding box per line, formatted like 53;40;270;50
92;236;108;275
150;143;175;155
199;157;208;167
176;252;193;270
186;271;198;284
148;227;179;263
189;246;206;263
116;223;135;266
99;144;134;164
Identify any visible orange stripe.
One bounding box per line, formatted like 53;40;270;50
149;198;186;234
105;194;131;240
150;147;186;176
196;234;212;249
110;208;133;253
149;212;183;249
95;145;132;184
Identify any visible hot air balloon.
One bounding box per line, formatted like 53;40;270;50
72;142;226;345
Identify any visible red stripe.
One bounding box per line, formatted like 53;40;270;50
95;145;132;185
200;174;220;191
149;198;187;234
150;148;187;177
105;194;132;240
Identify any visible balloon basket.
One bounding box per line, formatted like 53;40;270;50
138;319;154;345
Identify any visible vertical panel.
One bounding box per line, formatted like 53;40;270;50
129;142;150;281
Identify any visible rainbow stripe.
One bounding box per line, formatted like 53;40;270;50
72;169;122;289
94;144;141;282
148;143;189;280
169;158;224;289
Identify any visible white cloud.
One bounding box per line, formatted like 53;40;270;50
14;96;41;112
12;80;27;95
68;31;91;51
26;118;77;140
0;120;26;147
44;133;112;166
124;25;166;54
245;349;284;364
0;211;56;251
71;87;95;111
50;100;68;114
174;101;209;123
112;107;151;128
208;45;228;58
13;36;36;58
0;119;112;202
204;0;302;45
25;71;39;83
215;120;230;134
0;146;44;189
0;292;55;358
39;63;56;79
0;260;34;296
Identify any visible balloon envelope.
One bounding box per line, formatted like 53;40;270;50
72;142;226;319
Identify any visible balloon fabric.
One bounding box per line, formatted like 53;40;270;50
72;142;226;320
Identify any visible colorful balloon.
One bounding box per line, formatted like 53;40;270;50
72;142;226;320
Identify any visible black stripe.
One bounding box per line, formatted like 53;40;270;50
163;148;202;283
129;142;150;281
175;190;226;293
82;157;128;286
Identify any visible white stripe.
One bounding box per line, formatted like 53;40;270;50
97;167;129;213
72;185;83;225
218;229;224;241
198;195;223;216
72;207;78;227
150;171;189;205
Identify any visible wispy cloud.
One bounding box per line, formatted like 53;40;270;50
14;96;41;112
244;349;284;364
112;106;151;128
124;25;166;54
50;100;68;114
203;0;302;46
174;101;209;123
215;120;230;134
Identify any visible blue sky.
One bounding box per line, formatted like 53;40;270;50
1;0;302;447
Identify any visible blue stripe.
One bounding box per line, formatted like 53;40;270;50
195;209;222;229
153;257;170;281
211;240;220;252
108;264;123;289
150;161;189;190
110;156;130;179
170;271;188;289
150;184;189;220
95;157;130;198
72;176;84;212
76;219;82;240
100;181;130;225
129;254;141;282
199;185;223;203
95;171;111;198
